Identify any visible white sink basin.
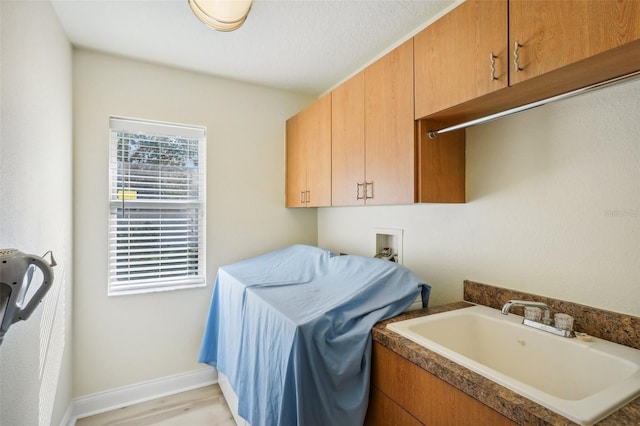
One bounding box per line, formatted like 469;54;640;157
387;304;640;425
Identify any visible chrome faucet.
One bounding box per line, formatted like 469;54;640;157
501;299;574;338
501;299;551;323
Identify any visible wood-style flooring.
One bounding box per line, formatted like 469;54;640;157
75;384;236;426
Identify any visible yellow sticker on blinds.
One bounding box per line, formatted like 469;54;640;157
117;190;138;200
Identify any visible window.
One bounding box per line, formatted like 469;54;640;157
108;117;206;295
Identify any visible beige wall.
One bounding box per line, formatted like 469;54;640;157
73;49;317;396
0;1;74;425
319;78;640;317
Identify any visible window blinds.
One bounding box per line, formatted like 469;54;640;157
108;117;206;295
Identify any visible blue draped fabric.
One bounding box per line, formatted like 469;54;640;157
199;245;429;426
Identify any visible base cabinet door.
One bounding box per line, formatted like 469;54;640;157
368;343;517;426
364;387;422;426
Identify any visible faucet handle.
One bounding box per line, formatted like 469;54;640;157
524;306;542;321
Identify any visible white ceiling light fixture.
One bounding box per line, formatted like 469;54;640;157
188;0;253;32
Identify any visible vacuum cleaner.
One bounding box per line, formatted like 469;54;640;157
0;248;56;346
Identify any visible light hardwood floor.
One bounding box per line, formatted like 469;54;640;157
76;385;236;426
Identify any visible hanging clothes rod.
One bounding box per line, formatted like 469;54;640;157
426;70;640;139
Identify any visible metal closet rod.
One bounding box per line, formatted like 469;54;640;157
426;70;640;139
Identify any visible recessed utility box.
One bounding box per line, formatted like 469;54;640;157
374;227;403;264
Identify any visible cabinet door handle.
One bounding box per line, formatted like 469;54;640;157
300;190;306;204
490;52;498;81
365;181;374;199
356;182;365;200
306;190;310;204
514;41;523;72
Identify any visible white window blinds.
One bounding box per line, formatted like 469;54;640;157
108;117;206;295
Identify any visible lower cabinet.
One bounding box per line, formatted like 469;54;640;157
365;387;422;426
365;342;517;426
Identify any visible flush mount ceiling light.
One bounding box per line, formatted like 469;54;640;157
188;0;253;32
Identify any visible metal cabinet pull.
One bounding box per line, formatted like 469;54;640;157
306;190;310;204
365;181;374;199
356;182;365;200
300;190;306;204
490;53;498;81
514;41;523;72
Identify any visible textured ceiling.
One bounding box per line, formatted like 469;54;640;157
51;0;456;95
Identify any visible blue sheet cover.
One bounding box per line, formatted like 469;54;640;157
198;245;430;426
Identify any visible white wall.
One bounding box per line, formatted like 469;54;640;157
0;1;74;425
73;49;317;397
319;78;640;317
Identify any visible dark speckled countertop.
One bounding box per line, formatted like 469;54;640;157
371;281;640;426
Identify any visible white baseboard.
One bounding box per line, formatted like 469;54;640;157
66;367;217;425
59;404;74;426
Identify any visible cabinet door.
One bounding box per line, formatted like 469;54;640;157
371;343;517;426
303;94;332;207
285;114;306;208
331;72;365;206
414;0;508;120
364;39;415;206
364;387;422;426
510;0;640;85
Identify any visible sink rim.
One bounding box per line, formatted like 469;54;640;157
386;304;640;426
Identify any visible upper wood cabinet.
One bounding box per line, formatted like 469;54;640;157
415;0;640;124
332;40;418;206
332;40;465;206
289;0;640;208
414;0;508;120
331;72;366;206
285;94;331;208
364;39;417;205
305;95;332;207
509;0;640;85
285;113;305;207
